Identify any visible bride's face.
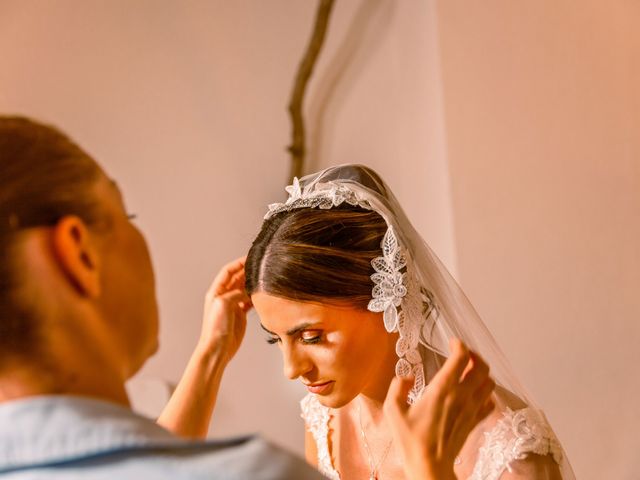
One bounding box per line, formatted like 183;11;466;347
251;292;396;408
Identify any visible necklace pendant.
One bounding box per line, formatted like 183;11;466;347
369;475;377;480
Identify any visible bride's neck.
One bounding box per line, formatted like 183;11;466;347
357;340;398;420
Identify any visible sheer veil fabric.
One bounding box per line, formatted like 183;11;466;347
266;164;574;479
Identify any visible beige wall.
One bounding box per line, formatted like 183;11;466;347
437;2;640;479
1;1;637;478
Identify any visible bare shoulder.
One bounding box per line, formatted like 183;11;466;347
494;384;528;410
470;384;529;436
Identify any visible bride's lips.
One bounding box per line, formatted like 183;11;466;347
304;381;334;395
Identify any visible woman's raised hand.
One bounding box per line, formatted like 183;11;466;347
383;339;495;480
198;256;252;364
158;257;253;438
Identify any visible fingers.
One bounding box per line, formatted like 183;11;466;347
383;376;413;446
452;377;494;431
204;288;252;321
458;351;490;394
203;288;250;336
230;269;246;288
476;396;495;423
205;258;253;324
448;390;495;453
474;378;496;410
425;340;493;443
239;299;253;313
216;288;251;306
226;260;247;290
382;343;498;480
411;339;469;440
444;365;495;449
208;257;247;297
430;339;470;392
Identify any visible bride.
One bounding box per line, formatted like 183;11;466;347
162;165;574;479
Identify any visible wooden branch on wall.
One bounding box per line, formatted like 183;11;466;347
287;0;335;183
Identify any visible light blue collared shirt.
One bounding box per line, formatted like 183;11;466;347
0;395;322;479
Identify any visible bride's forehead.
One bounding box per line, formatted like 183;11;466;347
251;292;358;325
253;292;329;316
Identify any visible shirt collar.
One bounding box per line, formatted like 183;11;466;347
0;395;186;473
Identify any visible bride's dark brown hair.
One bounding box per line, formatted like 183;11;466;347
245;204;387;309
0;116;103;366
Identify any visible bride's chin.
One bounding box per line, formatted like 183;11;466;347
316;392;355;409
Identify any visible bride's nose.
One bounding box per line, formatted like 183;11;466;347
282;345;312;380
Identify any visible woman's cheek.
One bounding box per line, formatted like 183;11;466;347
318;331;350;376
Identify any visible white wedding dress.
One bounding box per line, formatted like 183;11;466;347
301;393;564;480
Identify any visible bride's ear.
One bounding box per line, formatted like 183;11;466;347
51;216;101;298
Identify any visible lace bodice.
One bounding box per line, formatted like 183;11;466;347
300;394;340;480
300;394;562;480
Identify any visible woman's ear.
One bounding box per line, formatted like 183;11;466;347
51;216;101;298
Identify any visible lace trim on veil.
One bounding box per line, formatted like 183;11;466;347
266;177;372;219
301;394;562;480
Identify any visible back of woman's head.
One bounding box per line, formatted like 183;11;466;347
0;116;103;365
245;204;387;309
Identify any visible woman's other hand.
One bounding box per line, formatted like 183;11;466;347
198;256;252;364
157;257;252;438
383;339;495;480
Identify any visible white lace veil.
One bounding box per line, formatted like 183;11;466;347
266;164;574;479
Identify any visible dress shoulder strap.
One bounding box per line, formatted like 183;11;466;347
470;407;563;480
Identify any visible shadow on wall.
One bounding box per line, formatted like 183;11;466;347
307;0;395;173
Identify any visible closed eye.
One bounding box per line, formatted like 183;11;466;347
300;331;322;345
265;334;322;345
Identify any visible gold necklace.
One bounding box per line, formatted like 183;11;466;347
357;403;393;480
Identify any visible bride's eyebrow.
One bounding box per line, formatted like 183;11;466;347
260;324;277;336
260;322;318;337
